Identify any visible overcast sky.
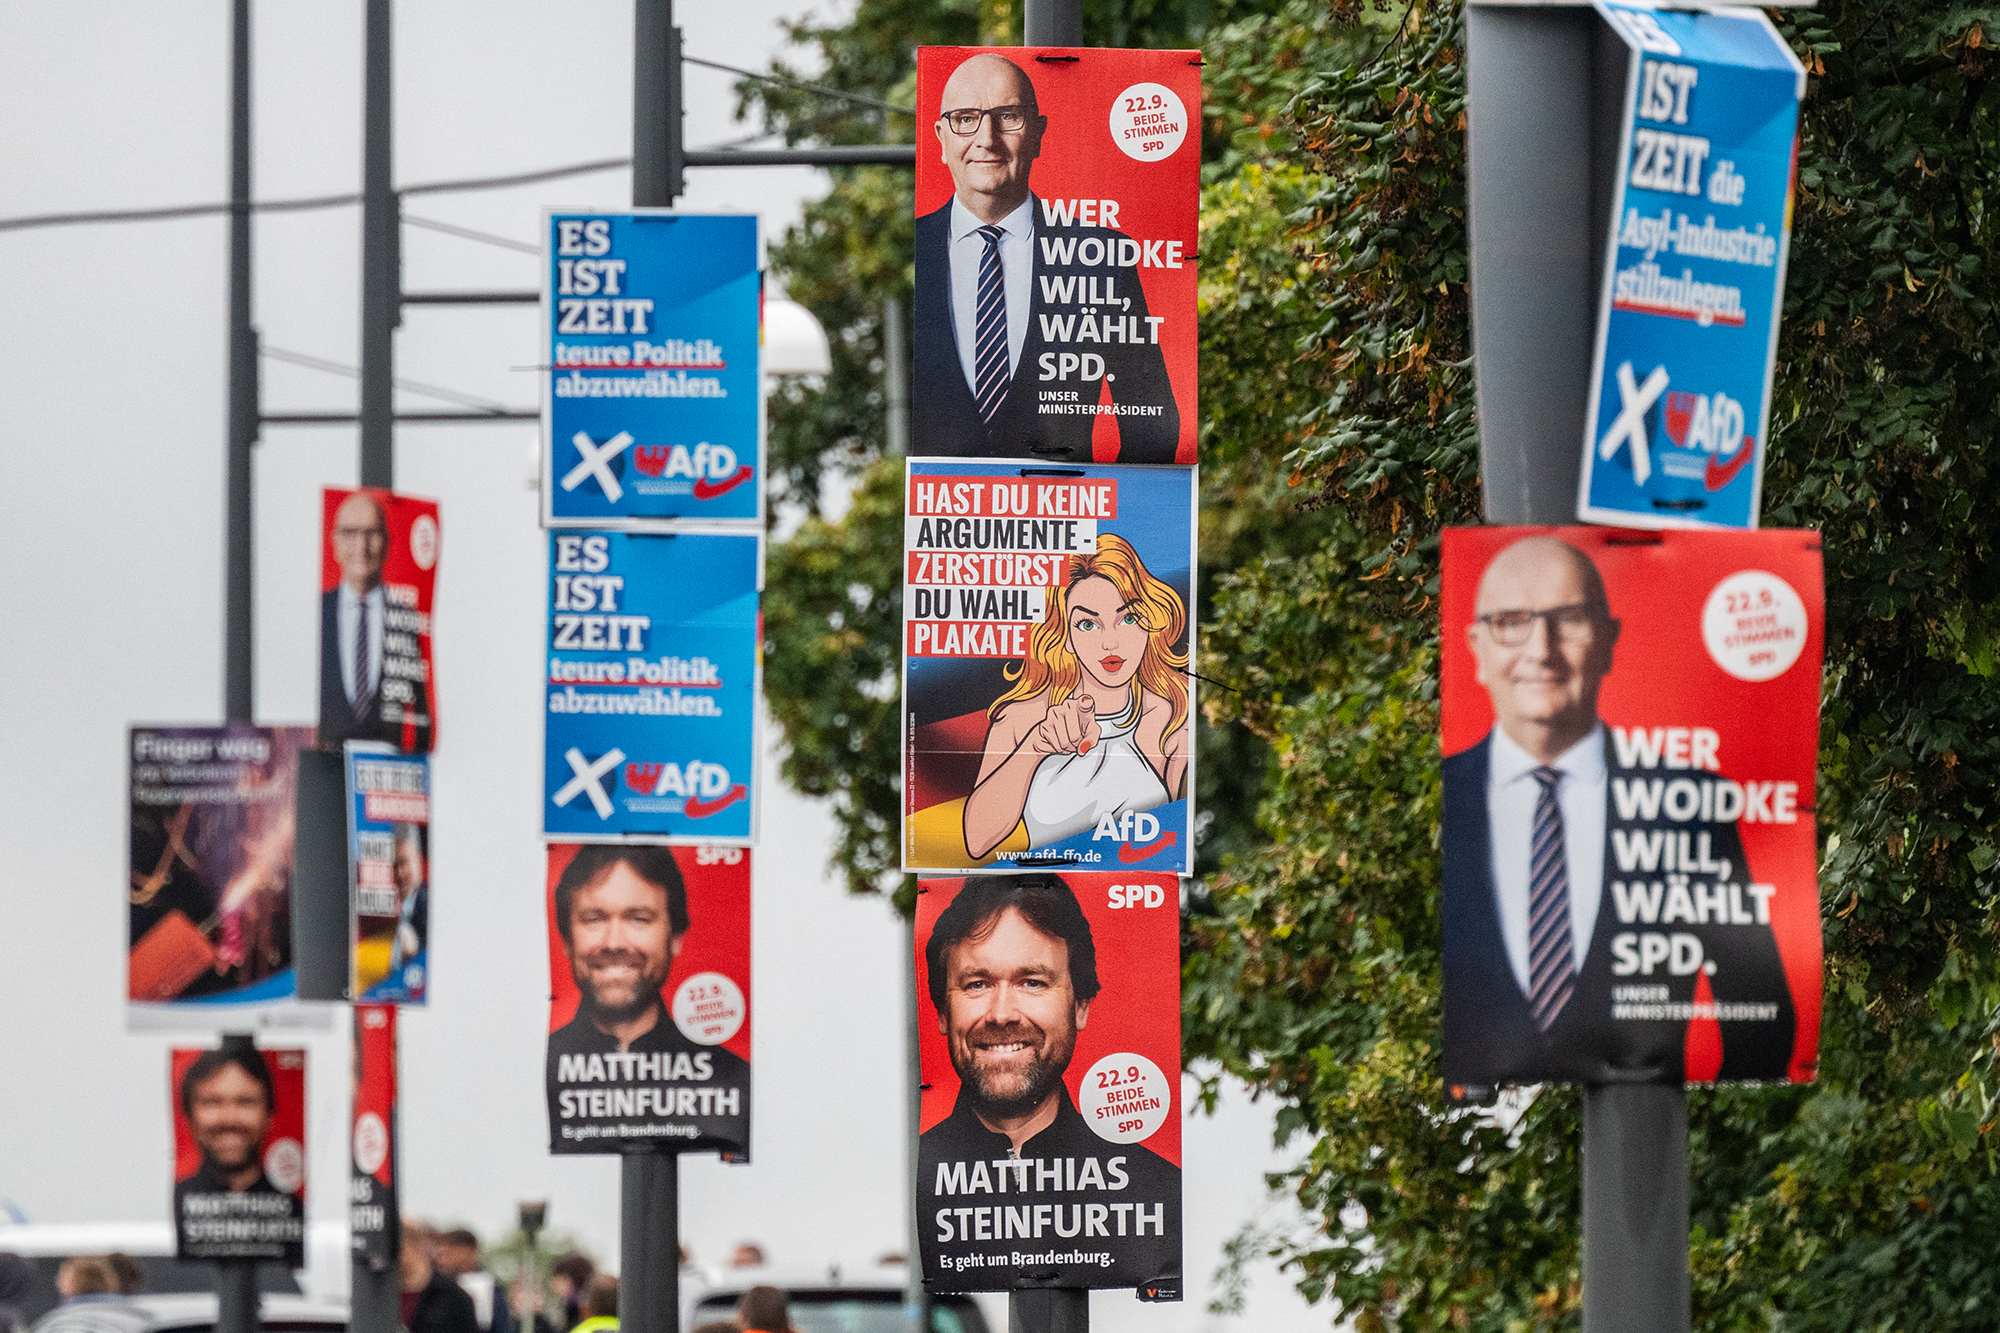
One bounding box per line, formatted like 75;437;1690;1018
0;4;1325;1330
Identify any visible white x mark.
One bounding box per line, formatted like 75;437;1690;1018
1598;362;1670;487
552;746;625;819
560;430;634;503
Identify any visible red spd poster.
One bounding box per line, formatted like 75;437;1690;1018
318;487;439;753
916;872;1181;1298
913;46;1199;463
350;1005;399;1268
1439;527;1823;1091
172;1042;306;1264
544;844;750;1158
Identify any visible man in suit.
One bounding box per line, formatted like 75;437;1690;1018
319;490;431;750
914;52;1180;462
1442;536;1795;1090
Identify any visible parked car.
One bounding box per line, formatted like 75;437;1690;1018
683;1265;999;1333
29;1293;347;1333
0;1221;348;1326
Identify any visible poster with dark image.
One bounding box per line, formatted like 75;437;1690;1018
318;486;440;753
350;1005;399;1268
913;46;1200;462
544;843;751;1157
1440;526;1824;1091
129;726;314;1011
172;1041;307;1264
916;872;1181;1297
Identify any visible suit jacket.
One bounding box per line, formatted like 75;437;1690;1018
913;196;1181;462
319;587;432;751
1441;730;1796;1088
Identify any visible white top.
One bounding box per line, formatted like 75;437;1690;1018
1486;723;1606;997
337;582;385;708
1020;700;1171;848
947;195;1035;398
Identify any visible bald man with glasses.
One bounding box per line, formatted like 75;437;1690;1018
913;52;1179;461
1441;536;1794;1091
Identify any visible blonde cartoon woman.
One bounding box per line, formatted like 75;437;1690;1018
963;534;1189;858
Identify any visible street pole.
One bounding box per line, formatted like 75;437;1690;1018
622;11;686;1331
903;915;928;1333
1008;4;1085;1330
216;1033;262;1333
359;0;397;489
620;1154;680;1333
883;298;909;457
633;0;684;207
1462;11;1692;1329
224;0;256;726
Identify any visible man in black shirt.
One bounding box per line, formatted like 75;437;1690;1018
173;1045;302;1263
918;875;1180;1294
545;845;749;1156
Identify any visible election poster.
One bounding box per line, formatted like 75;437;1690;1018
129;726;315;1013
543;530;759;842
916;872;1182;1297
544;212;763;525
350;1005;399;1269
172;1041;307;1264
544;843;751;1158
913;47;1199;463
1577;4;1805;529
1439;527;1824;1092
903;461;1195;876
318;486;440;752
345;744;431;1004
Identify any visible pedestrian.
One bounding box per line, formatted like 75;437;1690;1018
0;1255;32;1333
435;1228;512;1333
735;1287;794;1333
726;1245;764;1270
102;1258;142;1298
550;1255;596;1332
29;1260;145;1333
568;1277;619;1333
399;1221;480;1333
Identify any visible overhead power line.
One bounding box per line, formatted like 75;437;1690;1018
683;54;914;116
401;213;539;254
261;343;513;413
0;56;912;236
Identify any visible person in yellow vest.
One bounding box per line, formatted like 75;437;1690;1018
568;1277;620;1333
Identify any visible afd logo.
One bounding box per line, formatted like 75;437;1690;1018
1662;389;1756;491
623;760;748;820
630;442;755;500
1090;810;1178;864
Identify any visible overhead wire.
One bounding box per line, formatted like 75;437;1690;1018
261;344;513;414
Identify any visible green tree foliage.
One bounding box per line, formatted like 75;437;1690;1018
752;0;2000;1327
1184;3;2000;1330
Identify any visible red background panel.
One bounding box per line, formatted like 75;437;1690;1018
917;873;1182;1165
916;47;1201;464
544;844;752;1064
353;1006;396;1187
172;1046;307;1193
1439;526;1825;1081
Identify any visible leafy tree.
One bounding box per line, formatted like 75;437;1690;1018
752;0;2000;1328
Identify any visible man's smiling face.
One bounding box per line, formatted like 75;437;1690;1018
565;862;680;1025
940;906;1089;1120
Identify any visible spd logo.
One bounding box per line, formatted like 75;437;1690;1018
1090;809;1178;864
623;759;748;820
630;442;755;500
1662;389;1755;491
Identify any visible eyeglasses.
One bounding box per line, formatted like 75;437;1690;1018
1477;604;1600;646
938;105;1031;136
334;526;386;546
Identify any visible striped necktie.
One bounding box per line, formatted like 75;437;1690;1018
972;224;1011;423
352;596;373;719
1527;765;1577;1031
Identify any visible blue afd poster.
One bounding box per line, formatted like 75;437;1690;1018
544;212;762;526
543;530;759;842
1578;5;1805;530
343;744;431;1005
